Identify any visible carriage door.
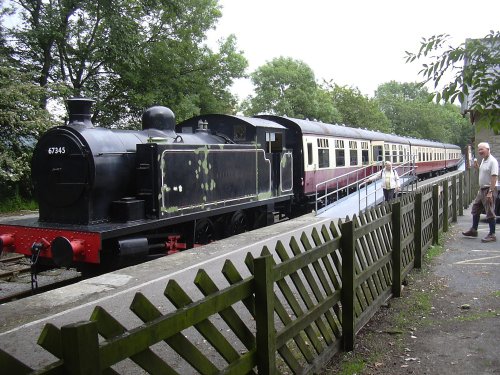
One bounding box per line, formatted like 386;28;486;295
372;142;384;162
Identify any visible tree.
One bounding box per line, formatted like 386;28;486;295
375;81;472;148
323;82;391;132
6;0;247;125
242;57;341;123
0;8;52;199
105;33;247;127
405;31;500;132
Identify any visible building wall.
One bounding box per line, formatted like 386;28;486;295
474;118;500;158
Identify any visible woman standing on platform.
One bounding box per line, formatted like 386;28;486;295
366;161;400;201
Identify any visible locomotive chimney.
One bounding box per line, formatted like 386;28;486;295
66;97;95;127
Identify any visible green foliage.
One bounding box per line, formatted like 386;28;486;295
0;13;53;199
324;82;391;132
105;33;247;127
242;57;341;123
0;193;37;213
7;0;247;126
406;31;500;132
375;81;472;148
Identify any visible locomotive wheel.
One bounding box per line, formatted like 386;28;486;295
226;210;249;236
194;218;216;245
253;208;275;229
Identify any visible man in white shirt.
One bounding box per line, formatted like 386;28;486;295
462;142;498;242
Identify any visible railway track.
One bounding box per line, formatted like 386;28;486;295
0;254;31;280
0;253;82;304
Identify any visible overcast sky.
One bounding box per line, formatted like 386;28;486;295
207;0;500;99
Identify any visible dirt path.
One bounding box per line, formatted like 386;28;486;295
323;208;500;374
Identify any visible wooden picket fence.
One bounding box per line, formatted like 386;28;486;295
0;170;478;374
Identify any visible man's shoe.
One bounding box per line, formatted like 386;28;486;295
462;228;478;237
481;234;496;243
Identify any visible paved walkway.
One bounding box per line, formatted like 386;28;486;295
414;206;500;374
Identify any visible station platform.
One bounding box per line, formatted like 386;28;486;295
318;164;465;220
317;176;416;219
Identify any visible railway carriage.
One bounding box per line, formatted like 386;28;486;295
258;116;461;204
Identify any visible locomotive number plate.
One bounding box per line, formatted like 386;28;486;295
47;147;66;154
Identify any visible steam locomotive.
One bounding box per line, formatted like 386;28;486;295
0;98;462;269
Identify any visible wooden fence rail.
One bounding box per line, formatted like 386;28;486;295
0;170;479;374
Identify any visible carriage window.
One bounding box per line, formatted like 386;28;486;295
392;145;398;163
307;142;313;165
399;145;404;163
336;150;345;166
361;141;369;165
349;141;358;166
317;138;330;168
384;144;391;161
335;139;345;167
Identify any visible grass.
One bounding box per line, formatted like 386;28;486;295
337;358;366;375
454;310;498;322
424;234;445;261
329;331;385;375
394;289;433;329
0;194;38;213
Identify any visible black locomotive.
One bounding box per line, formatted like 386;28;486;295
0;98;293;268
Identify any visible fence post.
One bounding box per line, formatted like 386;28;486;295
61;321;100;375
254;254;276;375
432;184;439;244
443;179;449;232
452;177;458;222
414;192;423;269
340;219;356;351
472;168;479;200
391;201;402;297
464;169;469;207
458;173;464;216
